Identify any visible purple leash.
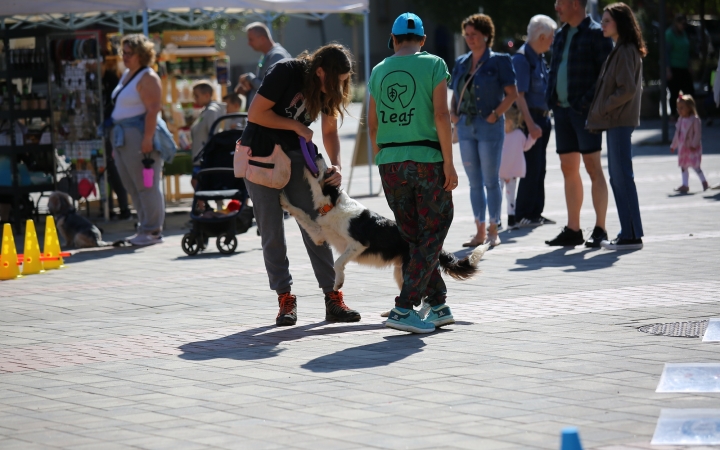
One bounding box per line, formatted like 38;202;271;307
299;136;320;177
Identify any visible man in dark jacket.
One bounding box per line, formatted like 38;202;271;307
545;0;613;248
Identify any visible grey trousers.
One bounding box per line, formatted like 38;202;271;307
112;126;165;234
245;150;335;295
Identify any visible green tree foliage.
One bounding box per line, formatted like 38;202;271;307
412;0;556;42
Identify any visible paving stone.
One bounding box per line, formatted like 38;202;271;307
1;115;719;449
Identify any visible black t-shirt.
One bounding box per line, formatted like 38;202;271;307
241;59;310;155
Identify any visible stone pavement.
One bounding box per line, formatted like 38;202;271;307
2;106;720;449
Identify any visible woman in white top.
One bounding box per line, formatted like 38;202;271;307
111;34;164;246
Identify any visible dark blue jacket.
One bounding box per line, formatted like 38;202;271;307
547;16;613;113
451;49;516;118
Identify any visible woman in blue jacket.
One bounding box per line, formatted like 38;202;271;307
451;14;518;247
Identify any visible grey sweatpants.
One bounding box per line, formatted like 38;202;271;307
112;126;165;234
245;150;335;295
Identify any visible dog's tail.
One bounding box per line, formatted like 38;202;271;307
438;243;490;281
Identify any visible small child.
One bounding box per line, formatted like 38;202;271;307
671;94;709;192
499;105;536;228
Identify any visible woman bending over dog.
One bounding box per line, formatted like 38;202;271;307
241;43;361;326
369;13;460;334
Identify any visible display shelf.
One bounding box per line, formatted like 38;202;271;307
0;29;55;224
1;109;51;119
6;69;48;79
0;183;54;194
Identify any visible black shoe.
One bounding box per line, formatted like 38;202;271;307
601;237;643;250
539;216;556;225
118;209;132;220
584;226;608;248
518;217;544;228
276;292;297;326
507;215;517;229
325;291;361;322
545;227;584;246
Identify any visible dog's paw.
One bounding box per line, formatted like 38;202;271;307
333;272;345;291
278;192;291;211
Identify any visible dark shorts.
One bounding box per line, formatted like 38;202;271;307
553;107;602;155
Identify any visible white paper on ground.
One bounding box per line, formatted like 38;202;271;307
656;363;720;393
703;318;720;342
652;409;720;445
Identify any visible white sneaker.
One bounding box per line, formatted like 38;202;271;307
129;232;163;246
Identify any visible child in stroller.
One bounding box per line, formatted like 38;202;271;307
181;113;253;255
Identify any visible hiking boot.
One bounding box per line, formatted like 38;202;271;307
545;227;584;247
584;226;608;248
385;307;435;334
424;304;455;327
324;291;361;322
276;292;297;326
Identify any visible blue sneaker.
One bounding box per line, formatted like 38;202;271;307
385;307;435;334
424;304;455;327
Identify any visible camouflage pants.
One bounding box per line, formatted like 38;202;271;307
379;161;454;309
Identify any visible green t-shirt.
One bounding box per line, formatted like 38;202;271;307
368;52;450;165
556;27;578;108
666;28;690;69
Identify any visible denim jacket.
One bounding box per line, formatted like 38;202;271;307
112;113;177;163
451;49;516;119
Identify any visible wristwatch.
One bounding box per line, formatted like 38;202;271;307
491;110;500;120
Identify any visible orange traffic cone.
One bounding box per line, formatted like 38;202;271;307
42;216;64;270
0;223;21;280
22;219;44;275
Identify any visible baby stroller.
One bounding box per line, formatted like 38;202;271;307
181;113;253;256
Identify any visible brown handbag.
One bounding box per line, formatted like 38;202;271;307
233;140;291;189
453;61;484;144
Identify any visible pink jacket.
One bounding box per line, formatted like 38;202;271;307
499;129;537;179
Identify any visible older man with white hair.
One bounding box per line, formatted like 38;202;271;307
511;14;557;228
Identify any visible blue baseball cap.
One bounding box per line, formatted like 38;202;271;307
388;13;425;50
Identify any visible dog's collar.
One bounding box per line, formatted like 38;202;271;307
317;204;334;216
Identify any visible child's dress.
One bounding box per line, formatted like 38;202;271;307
499;128;537;180
499;128;537;217
671;116;702;169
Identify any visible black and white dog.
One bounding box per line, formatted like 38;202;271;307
279;154;488;293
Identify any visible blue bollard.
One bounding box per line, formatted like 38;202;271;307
560;427;583;450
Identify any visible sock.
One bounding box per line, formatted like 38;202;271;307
682;168;689;186
694;168;707;183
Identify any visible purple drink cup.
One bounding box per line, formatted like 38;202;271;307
142;168;154;188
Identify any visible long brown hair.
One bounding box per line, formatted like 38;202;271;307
604;3;648;57
299;43;354;122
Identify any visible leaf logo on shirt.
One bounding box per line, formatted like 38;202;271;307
380;71;416;110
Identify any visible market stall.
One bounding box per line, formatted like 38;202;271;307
0;0;373;222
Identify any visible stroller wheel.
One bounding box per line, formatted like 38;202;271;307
216;233;238;254
182;233;201;255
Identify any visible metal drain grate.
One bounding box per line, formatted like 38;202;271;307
638;320;709;338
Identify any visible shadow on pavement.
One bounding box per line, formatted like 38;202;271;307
452;227;542;259
173;248;259;261
511;247;640;272
301;334;427;372
177;322;386;362
703;191;720;201
65;245;140;263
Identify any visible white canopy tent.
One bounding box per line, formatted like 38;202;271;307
2;0;375;193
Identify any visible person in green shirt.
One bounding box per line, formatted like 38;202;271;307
666;15;695;118
368;12;459;334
